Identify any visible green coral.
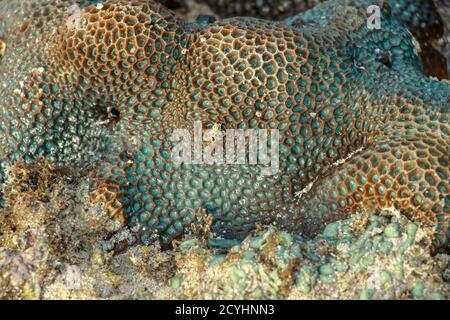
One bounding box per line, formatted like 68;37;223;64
0;160;447;299
0;0;448;252
173;211;449;299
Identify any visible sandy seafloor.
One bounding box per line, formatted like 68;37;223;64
0;1;449;300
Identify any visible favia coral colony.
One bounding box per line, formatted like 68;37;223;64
0;0;449;299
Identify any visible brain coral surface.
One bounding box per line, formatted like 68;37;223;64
0;0;448;252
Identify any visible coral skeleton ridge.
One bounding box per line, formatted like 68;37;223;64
0;0;448;252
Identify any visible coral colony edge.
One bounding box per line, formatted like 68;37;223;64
0;0;448;300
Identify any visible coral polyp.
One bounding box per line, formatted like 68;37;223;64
0;0;448;252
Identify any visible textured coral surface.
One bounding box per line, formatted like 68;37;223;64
0;160;450;299
190;0;449;78
0;160;448;299
0;0;449;255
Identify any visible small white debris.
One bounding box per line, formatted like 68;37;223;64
407;30;421;55
96;3;104;10
32;67;45;74
0;39;6;58
295;177;318;199
330;147;364;168
64;265;82;290
294;147;364;200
